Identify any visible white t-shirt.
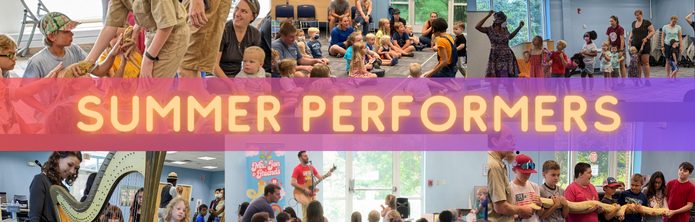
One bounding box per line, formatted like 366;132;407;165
582;42;598;65
662;24;682;45
509;181;541;222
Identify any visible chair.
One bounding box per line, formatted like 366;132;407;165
275;4;294;21
297;5;318;31
13;195;29;221
16;0;50;57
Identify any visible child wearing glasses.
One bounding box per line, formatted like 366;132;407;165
510;154;543;222
0;34;18;78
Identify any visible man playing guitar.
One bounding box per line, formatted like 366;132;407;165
291;151;333;221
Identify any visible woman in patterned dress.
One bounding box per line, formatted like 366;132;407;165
476;11;525;78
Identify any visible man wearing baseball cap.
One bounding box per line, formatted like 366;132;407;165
390;8;407;35
487;126;534;222
510;154;542;222
24;12;120;78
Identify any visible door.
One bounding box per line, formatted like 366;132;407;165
322;151;423;222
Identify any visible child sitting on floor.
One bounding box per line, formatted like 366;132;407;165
377;36;400;66
296;29;313;59
349;42;378;78
278;59;304;113
306;27;324;59
236;46;267;78
406;25;425;51
404;63;447;102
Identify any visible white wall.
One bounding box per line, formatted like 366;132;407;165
653;0;695;37
549;0;651;55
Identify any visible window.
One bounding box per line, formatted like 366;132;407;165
453;0;468;27
323;151;347;222
475;0;546;46
40;0;270;24
390;0;410;22
399;152;423;219
555;151;634;189
414;0;448;25
322;151;423;221
390;0;467;33
42;0;103;23
493;0;529;47
476;0;491;11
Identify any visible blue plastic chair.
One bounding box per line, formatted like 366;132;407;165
297;5;318;32
275;4;294;21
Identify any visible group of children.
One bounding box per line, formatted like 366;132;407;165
495;153;695;222
527;29;682;87
273;10;468;79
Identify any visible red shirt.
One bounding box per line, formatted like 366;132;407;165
564;181;599;222
665;179;695;222
606;25;625;49
550;51;569;74
292;164;319;186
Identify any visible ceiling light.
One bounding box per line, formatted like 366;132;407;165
167;151;178;154
171;161;188;165
197;156;216;161
202;166;218;169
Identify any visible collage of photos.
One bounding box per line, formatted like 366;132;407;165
0;0;694;222
0;149;694;222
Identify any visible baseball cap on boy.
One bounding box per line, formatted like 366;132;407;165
39;12;80;36
602;177;621;188
512;154;537;174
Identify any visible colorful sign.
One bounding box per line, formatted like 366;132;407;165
246;149;286;214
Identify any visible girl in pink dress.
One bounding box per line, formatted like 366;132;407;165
349;42;377;78
526;36;548;78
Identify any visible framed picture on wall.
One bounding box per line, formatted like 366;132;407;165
119;186;138;207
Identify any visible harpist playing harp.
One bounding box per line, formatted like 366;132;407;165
28;151;166;222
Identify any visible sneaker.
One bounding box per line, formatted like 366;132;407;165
391;57;399;65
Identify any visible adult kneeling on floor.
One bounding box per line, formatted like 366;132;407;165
422;18;457;78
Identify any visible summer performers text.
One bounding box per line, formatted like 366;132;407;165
76;95;621;133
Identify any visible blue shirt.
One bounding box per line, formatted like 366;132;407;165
392;31;410;47
272;39;301;61
344;46;354;71
307;40;323;59
330;27;354;47
196;214;206;222
618;190;648;222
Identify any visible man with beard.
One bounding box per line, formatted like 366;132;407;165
291;151;332;221
487;126;535;222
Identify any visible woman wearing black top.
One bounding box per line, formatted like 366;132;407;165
29;151;82;222
629;9;655;79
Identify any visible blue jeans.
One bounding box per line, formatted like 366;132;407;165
419;36;432;47
354;15;371;34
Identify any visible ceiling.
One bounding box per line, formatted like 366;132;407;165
163;151;225;172
84;152;225;172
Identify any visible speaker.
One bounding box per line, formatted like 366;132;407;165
396;197;410;219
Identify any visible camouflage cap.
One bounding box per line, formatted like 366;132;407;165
40;12;80;36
